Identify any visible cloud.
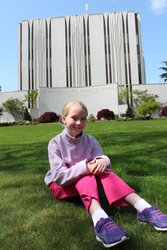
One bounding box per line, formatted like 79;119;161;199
149;0;167;15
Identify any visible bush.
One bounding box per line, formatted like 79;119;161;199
23;108;32;121
87;114;96;122
38;112;60;123
2;98;25;121
120;113;126;118
136;101;160;119
125;106;134;118
97;109;115;120
0;107;3;116
161;105;167;117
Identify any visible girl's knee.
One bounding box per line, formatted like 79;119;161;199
75;174;97;187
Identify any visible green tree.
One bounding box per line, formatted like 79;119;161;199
132;90;158;108
25;90;38;109
119;87;135;118
119;88;128;104
0;107;3;117
23;108;32;121
136;101;160;119
0;85;2;92
159;61;167;83
119;87;133;106
2;98;25;121
125;106;134;118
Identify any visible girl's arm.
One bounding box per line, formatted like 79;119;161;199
91;136;111;168
87;136;111;175
87;158;111;175
47;141;89;186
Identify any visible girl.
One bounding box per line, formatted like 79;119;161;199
44;100;167;248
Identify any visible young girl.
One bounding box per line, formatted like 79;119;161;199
44;100;167;248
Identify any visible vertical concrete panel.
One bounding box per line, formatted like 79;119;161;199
29;20;33;90
70;15;85;87
51;18;66;87
89;15;106;85
128;13;139;84
18;24;21;90
136;14;146;84
33;19;47;89
109;13;126;85
46;19;51;87
122;12;130;86
21;21;29;90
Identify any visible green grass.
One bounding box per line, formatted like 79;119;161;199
0;120;167;250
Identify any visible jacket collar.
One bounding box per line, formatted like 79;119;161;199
62;128;83;143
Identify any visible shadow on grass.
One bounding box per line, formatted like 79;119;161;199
0;142;49;172
1;128;167;249
95;130;167;172
1;129;167;201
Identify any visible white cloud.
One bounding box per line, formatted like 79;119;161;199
149;0;167;15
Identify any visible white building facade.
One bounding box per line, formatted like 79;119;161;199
18;12;146;91
2;11;167;122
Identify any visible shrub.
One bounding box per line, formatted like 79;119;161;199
120;113;126;118
132;90;159;108
31;121;39;125
2;98;25;121
161;105;167;117
125;106;134;118
0;107;3;116
87;114;96;122
0;122;17;127
23;108;32;121
38;112;60;123
97;109;115;120
136;101;160;119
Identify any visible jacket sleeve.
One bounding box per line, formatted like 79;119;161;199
91;136;111;169
47;140;89;186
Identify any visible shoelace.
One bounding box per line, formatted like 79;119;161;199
105;221;118;231
154;209;165;218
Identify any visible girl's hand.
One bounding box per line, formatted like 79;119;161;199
87;158;110;175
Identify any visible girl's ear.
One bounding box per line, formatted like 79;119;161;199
61;116;66;124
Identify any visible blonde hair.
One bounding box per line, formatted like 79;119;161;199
62;100;88;118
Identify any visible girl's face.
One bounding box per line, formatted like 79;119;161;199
62;104;87;137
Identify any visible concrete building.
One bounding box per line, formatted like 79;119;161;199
18;12;146;91
1;11;167;122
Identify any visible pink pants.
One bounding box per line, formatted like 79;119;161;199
50;171;135;212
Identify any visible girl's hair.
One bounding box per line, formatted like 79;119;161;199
62;100;88;118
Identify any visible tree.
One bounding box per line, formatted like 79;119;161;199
23;108;32;121
0;85;1;92
2;98;25;121
119;87;132;106
136;101;160;119
0;107;3;117
25;90;38;109
159;61;167;83
125;106;134;118
132;90;159;108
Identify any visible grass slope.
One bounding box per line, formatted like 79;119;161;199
0;120;167;250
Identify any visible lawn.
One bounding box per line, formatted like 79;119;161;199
0;120;167;250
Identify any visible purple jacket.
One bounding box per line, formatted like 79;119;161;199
44;128;111;186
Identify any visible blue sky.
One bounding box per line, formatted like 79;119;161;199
0;0;167;92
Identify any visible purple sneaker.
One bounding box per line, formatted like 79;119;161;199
94;217;129;248
137;206;167;231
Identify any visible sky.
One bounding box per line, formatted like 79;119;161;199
0;0;167;92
